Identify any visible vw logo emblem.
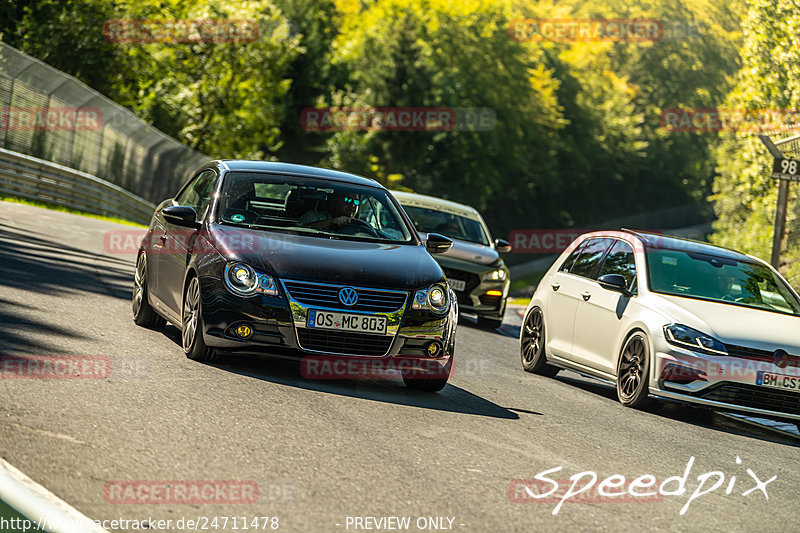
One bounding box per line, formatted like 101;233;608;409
774;349;791;369
338;287;358;306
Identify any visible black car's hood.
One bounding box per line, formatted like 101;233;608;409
208;224;444;289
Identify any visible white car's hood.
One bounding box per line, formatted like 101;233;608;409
652;293;800;351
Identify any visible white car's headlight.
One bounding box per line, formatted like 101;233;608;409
412;283;450;313
664;324;727;355
481;268;507;281
224;262;278;297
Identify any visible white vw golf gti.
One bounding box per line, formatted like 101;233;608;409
520;230;800;428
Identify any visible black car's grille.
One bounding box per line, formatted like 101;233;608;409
700;383;800;415
296;329;393;356
723;343;774;361
282;280;407;312
442;268;480;305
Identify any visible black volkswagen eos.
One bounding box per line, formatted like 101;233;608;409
132;160;457;391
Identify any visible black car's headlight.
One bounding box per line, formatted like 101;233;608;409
664;324;727;356
481;268;507;281
412;283;450;314
224;262;278;297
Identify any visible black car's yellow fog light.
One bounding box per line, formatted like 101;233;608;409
485;289;503;297
426;341;443;357
235;324;253;339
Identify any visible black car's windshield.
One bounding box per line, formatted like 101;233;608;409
402;205;489;245
218;172;413;243
646;247;800;316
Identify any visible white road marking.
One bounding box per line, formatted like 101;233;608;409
0;457;109;533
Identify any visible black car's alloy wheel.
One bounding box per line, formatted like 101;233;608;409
132;254;166;329
520;307;558;376
182;276;216;362
616;332;650;408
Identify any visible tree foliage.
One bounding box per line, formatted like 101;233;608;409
1;0;752;245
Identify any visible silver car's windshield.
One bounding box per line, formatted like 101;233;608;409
402;205;489;245
646;247;800;316
218;172;414;243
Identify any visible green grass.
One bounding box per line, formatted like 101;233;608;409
509;270;546;294
0;196;147;227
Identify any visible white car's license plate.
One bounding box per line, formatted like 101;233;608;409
449;279;466;292
307;309;387;335
756;371;800;392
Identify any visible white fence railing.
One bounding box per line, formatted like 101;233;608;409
0;147;154;225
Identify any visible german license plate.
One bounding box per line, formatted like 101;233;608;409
756;371;800;392
449;279;466;292
307;309;387;335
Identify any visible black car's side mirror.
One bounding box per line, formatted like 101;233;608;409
598;273;631;296
162;205;200;229
425;233;453;254
494;238;512;253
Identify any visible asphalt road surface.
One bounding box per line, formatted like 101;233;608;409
1;200;799;533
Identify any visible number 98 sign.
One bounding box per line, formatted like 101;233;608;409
772;157;800;181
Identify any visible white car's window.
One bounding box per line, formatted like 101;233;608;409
569;238;615;279
598;240;637;292
647;248;800;316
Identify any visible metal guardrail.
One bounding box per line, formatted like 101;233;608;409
0;147;154;225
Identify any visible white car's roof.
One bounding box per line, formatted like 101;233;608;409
391;190;481;220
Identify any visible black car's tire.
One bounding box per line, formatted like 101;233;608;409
520;307;559;377
616;331;651;408
477;316;503;329
182;276;217;362
132;253;166;329
403;357;452;392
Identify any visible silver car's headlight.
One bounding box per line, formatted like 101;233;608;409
412;283;450;314
664;324;727;355
224;262;278;297
481;268;507;281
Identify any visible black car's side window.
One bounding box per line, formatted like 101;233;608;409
559;240;587;272
175;170;218;221
598;239;637;292
569;238;615;279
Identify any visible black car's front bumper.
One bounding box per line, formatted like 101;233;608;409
197;275;456;371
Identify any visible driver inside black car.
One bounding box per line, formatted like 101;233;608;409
298;190;361;230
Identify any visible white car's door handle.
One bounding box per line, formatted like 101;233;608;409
581;291;591;301
551;283;560;291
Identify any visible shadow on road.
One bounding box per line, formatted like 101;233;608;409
0;222;134;353
0;223;134;301
554;373;800;447
184;347;522;419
